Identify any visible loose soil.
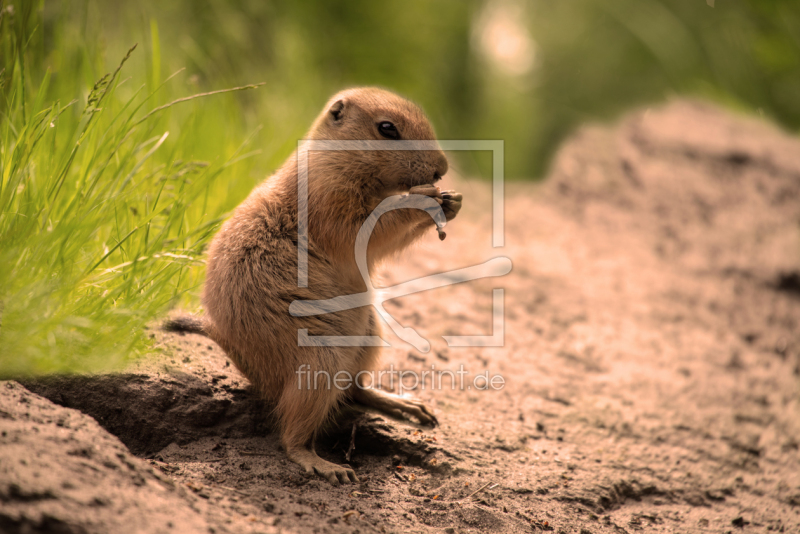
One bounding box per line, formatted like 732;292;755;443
2;100;799;534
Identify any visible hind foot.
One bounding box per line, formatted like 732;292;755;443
353;387;438;427
287;447;358;486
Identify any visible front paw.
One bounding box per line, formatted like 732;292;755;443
408;184;443;201
441;191;462;221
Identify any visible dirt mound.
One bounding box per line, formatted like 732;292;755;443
5;100;800;533
21;357;268;457
549;100;800;282
0;381;210;533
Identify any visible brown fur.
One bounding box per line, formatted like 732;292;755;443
173;87;461;484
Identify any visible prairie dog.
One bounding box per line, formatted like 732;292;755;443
166;87;462;484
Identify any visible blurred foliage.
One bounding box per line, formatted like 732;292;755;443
15;0;800;179
1;0;799;374
523;0;800;176
30;0;799;178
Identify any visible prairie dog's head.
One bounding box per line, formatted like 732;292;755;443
306;87;448;198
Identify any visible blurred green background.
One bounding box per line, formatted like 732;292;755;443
2;0;799;375
18;0;800;179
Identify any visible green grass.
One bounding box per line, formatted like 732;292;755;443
0;12;266;376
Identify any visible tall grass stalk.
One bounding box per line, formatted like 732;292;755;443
0;24;264;376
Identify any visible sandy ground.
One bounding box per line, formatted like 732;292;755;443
2;100;800;534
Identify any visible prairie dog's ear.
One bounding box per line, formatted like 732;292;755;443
329;99;345;122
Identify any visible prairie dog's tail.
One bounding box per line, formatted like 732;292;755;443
163;314;209;337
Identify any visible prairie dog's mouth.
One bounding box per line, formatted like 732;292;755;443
401;172;443;190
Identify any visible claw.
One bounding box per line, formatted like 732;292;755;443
440;190;462;222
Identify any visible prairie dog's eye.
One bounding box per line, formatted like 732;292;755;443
377;121;399;140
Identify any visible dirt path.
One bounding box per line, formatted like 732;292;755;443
3;100;799;534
